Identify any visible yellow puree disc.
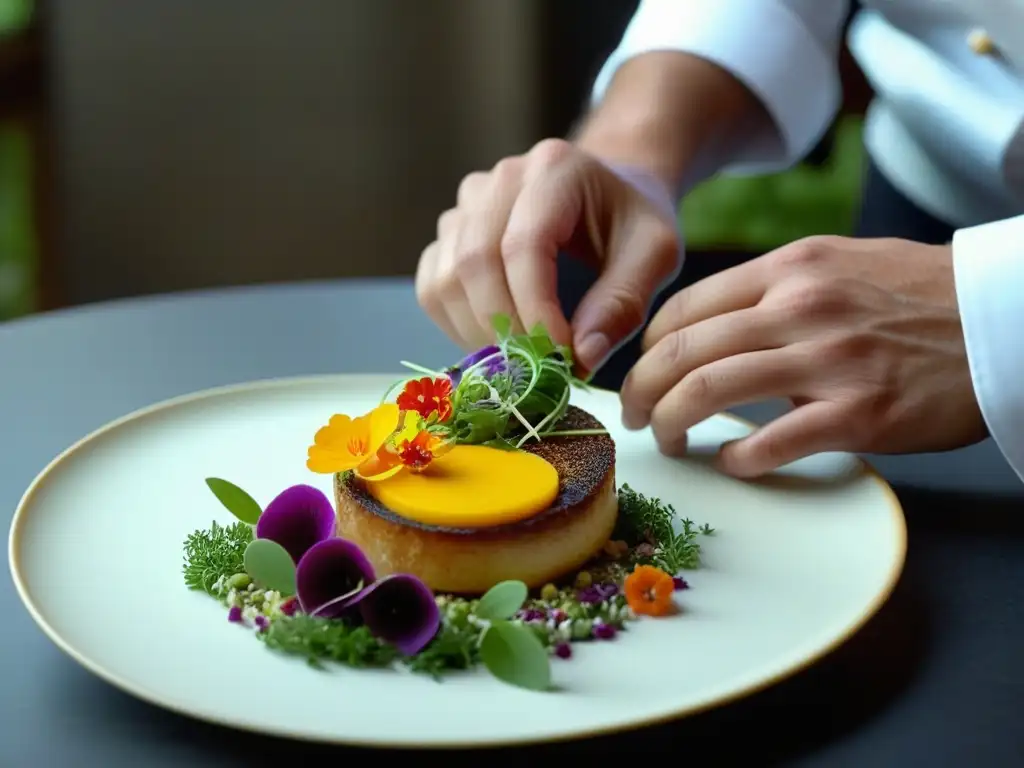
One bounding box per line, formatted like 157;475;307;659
366;445;560;528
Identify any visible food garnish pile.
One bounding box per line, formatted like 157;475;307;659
182;316;714;691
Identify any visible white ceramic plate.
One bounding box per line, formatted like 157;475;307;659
9;375;905;748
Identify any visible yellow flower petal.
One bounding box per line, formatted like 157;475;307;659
368;403;402;452
354;450;406;482
313;414;354;449
306;445;363;474
306;404;402;477
393;410;422;445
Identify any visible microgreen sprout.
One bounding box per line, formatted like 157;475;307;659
395;314;600;449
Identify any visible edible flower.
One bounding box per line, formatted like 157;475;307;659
577;582;619;605
354;410;452;479
306;403;401;475
255;484;336;563
398;429;440;469
396;376;453;422
295;538;377;618
624;564;676;617
294;537;439;654
446;345;505;386
357;573;441;656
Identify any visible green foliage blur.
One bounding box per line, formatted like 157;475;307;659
683;117;865;250
0;0;32;33
0;0;36;321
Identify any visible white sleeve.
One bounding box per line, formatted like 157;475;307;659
953;215;1024;484
590;0;849;177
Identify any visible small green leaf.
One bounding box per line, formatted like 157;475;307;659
480;620;551;691
243;538;297;595
491;313;512;340
475;580;528;621
205;477;262;525
478;438;517;451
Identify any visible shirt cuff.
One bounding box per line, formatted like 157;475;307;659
591;0;845;175
953;215;1024;484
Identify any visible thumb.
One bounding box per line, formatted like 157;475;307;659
571;216;682;374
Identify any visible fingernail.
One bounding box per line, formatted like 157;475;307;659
714;440;748;477
656;432;688;457
576;333;611;373
621;411;643;431
620;402;648;431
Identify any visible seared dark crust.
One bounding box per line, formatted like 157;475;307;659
336;406;614;537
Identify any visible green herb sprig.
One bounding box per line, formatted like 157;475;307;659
403;621;482;678
393;313;601;450
615;484;715;573
182;520;253;596
259;579;550;690
260;615;399;669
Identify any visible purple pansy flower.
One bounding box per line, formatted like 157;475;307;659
255;484;336;564
295;538;376;618
446;345;506;386
577;583;619;605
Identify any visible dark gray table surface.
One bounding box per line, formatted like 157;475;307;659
2;278;1023;766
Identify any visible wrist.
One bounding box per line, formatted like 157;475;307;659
599;160;680;228
573;116;691;197
574;50;761;204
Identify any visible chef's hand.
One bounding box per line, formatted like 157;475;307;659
620;236;987;478
415;139;680;374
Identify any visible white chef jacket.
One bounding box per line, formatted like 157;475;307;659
591;0;1024;482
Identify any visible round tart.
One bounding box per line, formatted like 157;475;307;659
333;406;617;595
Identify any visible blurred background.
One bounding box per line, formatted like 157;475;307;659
0;0;872;323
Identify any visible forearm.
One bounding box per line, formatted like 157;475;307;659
573;52;762;195
577;0;849;192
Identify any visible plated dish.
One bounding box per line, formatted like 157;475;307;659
9;320;906;747
186;319;715;690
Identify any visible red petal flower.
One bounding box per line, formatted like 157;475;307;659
399;430;438;469
397;377;453;422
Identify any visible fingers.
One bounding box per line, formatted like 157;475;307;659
419;138;623;352
643;258;768;352
715;400;849;478
453;160;522;343
432;208;480;349
499;141;583;347
416;240;463;345
571;208;680;374
641;236;855;352
419;167;519;350
648;347;815;455
620;307;781;429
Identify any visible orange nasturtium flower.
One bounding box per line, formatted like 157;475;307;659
383;409;453;473
399;430;441;469
396;376;453;422
623;565;676;617
306;403;401;477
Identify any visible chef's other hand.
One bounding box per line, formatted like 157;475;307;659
416;139;680;374
620;236;986;477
